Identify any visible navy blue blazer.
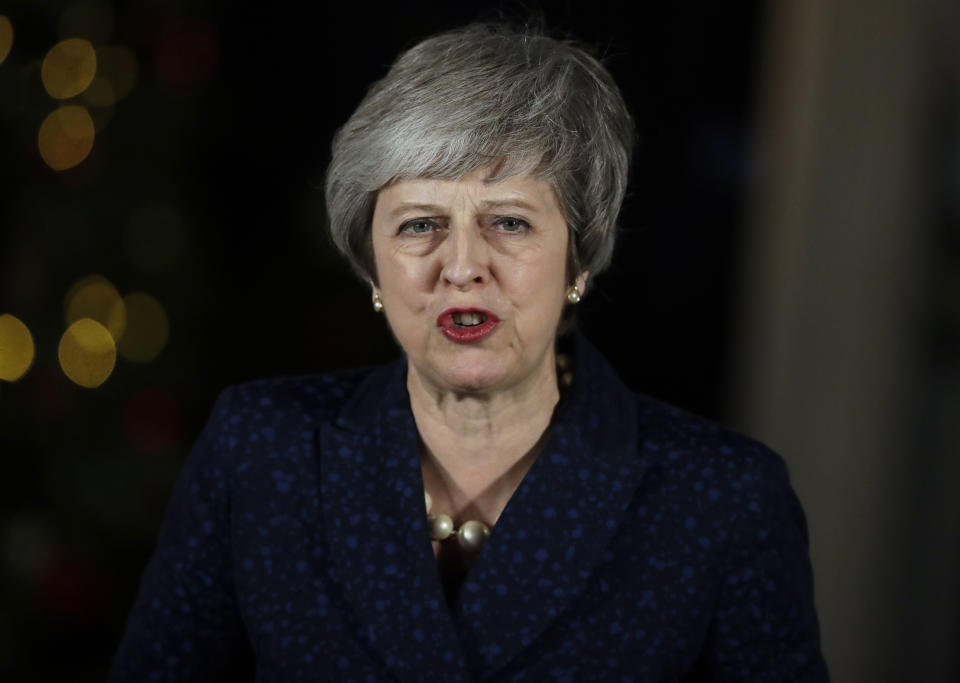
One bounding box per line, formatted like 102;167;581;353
110;333;828;681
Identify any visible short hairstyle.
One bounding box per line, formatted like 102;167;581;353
325;22;634;286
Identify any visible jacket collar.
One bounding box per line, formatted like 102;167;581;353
319;331;646;680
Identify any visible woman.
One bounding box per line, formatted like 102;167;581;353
111;23;828;681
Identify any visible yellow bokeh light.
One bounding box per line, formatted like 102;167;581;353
0;16;13;65
64;274;126;341
83;45;138;108
0;314;35;382
41;38;97;99
38;105;95;171
118;292;169;363
59;318;116;388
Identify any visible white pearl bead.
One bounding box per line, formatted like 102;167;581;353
428;513;454;540
457;520;491;553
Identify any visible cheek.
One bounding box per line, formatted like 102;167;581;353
505;254;568;323
394;262;428;295
531;243;569;288
378;254;440;312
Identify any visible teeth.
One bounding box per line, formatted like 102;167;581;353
452;312;485;327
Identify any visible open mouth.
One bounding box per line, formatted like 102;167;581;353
437;308;500;342
452;311;486;328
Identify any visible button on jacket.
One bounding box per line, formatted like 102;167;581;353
110;333;828;681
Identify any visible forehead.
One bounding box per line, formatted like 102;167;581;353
375;169;562;214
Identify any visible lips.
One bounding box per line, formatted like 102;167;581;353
436;308;500;343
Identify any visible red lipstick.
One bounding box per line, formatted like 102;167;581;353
436;308;500;343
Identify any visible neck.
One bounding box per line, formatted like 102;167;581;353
408;350;560;525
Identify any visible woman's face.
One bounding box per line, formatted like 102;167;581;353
371;167;584;396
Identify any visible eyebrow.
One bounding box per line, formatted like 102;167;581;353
387;198;540;218
388;203;444;219
477;198;539;212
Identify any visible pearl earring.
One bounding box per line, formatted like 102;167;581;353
566;286;581;304
372;292;383;312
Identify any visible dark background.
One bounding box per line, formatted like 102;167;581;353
0;2;762;678
11;0;951;681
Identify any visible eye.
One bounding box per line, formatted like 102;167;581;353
399;219;438;235
493;217;529;233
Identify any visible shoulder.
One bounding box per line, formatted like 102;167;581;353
624;399;825;677
184;366;388;526
184;365;387;473
211;366;377;431
571;332;796;519
177;366;380;477
634;393;781;470
629;392;804;537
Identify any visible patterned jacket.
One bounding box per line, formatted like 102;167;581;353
110;333;828;681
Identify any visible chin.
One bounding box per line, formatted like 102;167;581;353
441;366;504;394
430;351;513;394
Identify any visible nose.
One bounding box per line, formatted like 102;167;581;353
440;225;488;289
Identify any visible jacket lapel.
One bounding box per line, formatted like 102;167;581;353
319;359;472;682
318;333;646;681
451;333;646;678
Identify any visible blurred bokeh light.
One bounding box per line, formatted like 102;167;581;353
82;45;138;108
41;38;97;100
123;201;184;273
117;292;169;363
64;275;126;341
58;318;116;388
37;104;96;171
0;16;13;65
0;314;35;381
0;3;955;681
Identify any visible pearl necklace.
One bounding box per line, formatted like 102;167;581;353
424;491;492;553
422;354;574;554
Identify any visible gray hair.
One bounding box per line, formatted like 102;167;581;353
325;22;634;285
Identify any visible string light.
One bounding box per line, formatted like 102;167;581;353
58;318;116;388
41;38;97;100
0;314;34;382
64;274;126;341
117;292;169;363
38;104;96;171
0;16;13;65
82;45;138;108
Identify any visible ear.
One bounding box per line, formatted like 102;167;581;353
369;281;380;301
575;271;590;297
